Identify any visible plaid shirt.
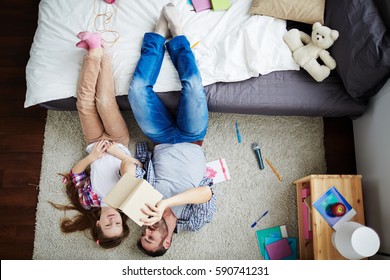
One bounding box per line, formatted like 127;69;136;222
70;171;100;209
70;160;145;210
135;142;216;233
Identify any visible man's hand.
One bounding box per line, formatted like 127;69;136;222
140;200;169;226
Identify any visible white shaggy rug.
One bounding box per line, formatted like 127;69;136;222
33;110;326;260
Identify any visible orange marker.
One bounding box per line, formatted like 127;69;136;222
266;159;283;182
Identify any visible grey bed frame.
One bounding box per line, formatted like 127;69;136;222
40;69;366;118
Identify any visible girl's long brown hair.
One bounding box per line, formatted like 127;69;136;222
50;172;130;249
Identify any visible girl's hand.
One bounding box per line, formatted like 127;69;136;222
140;200;169;226
89;140;109;161
106;142;122;157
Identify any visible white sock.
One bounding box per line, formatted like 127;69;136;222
155;11;170;38
163;3;183;37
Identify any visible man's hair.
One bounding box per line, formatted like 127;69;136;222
137;239;168;257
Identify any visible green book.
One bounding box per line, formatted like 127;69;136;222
211;0;231;11
255;225;288;258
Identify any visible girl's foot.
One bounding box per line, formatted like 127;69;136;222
76;31;102;49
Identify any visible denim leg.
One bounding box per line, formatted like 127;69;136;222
128;33;176;143
166;35;208;142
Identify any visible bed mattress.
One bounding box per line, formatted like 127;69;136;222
25;0;297;108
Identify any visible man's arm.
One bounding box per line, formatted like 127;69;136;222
164;186;212;206
140;186;212;226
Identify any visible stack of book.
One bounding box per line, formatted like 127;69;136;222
255;225;298;260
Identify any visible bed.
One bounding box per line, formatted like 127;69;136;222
26;0;390;118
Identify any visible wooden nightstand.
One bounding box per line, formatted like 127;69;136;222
293;175;365;260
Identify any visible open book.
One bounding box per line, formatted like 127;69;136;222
103;173;163;226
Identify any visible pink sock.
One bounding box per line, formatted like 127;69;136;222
76;40;89;50
76;32;102;49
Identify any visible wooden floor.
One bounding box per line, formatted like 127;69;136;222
0;0;356;259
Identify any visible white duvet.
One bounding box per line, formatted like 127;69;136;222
25;0;298;108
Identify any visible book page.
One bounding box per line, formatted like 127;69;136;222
103;173;141;209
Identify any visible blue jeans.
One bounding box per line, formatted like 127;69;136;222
128;33;208;144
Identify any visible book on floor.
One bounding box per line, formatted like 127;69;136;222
264;237;297;260
206;158;231;184
255;225;288;258
312;185;356;231
103;172;163;227
192;0;212;12
211;0;231;11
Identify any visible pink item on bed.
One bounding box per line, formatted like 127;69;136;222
76;32;101;49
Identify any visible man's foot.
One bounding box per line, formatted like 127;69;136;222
155;10;170;38
76;31;102;49
162;3;183;37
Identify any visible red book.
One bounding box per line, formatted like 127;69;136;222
265;238;293;260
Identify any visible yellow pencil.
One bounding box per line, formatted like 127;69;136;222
191;41;200;49
266;158;283;182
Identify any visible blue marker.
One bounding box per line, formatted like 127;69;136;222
235;121;242;143
251;210;269;228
